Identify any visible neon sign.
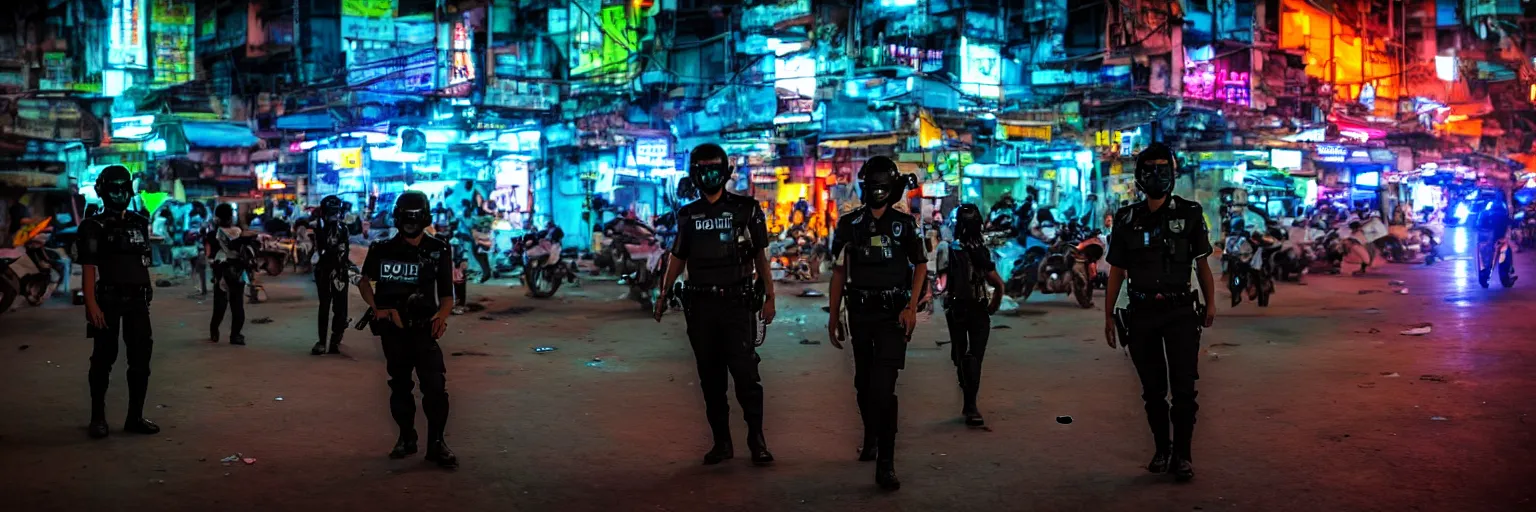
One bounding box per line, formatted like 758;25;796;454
449;21;475;86
109;0;150;69
1316;144;1347;162
886;45;943;72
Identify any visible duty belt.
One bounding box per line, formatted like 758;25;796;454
846;287;910;312
1127;290;1195;305
682;280;757;307
95;282;153;305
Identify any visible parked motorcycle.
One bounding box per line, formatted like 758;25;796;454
1224;231;1274;307
1477;233;1517;289
624;236;669;311
1000;220;1099;308
1266;226;1313;282
523;238;577;298
1;221;65;308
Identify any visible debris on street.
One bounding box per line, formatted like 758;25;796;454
533;346;558;353
1389;280;1406;286
251;317;274;324
242;458;256;465
220;454;241;464
451;350;492;357
1400;323;1433;336
799;339;821;345
1358;289;1381;294
273;396;283;401
1208;342;1241;348
1419;374;1448;383
1397;288;1410;295
992;325;1011;330
798;289;824;298
1430;416;1449;421
1380;372;1400;377
1055;415;1073;425
17;345;28;350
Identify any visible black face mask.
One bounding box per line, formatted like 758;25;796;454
396;210;428;236
1137;165;1175;199
690;163;730;194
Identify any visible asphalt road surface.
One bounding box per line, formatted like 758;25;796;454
1;229;1532;512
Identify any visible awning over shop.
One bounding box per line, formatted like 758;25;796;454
182;123;259;149
818;135;900;149
274;110;335;131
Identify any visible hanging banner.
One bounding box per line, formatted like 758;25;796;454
109;0;150;69
151;0;195;86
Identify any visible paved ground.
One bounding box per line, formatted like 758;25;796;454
1;228;1532;512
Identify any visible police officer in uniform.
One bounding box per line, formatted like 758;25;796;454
311;195;353;355
826;156;927;491
1104;143;1217;482
654;143;777;466
77;165;161;439
938;204;1004;427
359;191;458;468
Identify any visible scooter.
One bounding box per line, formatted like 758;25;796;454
1477;233;1517;289
1;223;65;308
625;236;669;311
523;238;577;298
1003;221;1097;308
1224;231;1274;307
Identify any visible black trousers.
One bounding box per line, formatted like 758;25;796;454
210;265;245;338
682;297;765;446
848;307;906;463
315;265;349;344
88;287;154;423
1124;302;1203;460
380;324;450;442
943;303;990;411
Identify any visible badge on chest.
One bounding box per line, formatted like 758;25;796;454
380;260;421;283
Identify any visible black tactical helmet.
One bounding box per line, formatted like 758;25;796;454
857;156;910;207
96;165;135;212
954;203;984;242
688;143;731;194
1134;143;1178;200
393;191;431;236
320;195;344;219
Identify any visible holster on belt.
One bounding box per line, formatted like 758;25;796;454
846;287;911;313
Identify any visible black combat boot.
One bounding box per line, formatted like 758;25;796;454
327;331;343;354
875;398;900;491
1172;457;1195;482
425;438;458;469
122;372;159;435
1147;449;1172;473
389;431;419;459
311;341;327;355
89;373;109;439
702;419;733;465
230;334;246;346
960;357;984;427
746;421;774;466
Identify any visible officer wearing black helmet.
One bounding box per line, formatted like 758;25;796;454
77;165;161;439
1104;143;1217;482
826;156;927;491
938;204;1004;427
358;191;458;468
311;195;353;355
654;143;778;467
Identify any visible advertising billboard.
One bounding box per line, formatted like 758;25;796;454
151;0;195;86
110;0;150;69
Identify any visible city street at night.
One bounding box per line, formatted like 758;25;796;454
1;233;1532;512
4;0;1536;511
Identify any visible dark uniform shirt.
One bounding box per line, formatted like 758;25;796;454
314;218;351;267
75;211;153;286
671;193;769;286
1106;196;1213;294
363;234;454;318
830;207;928;289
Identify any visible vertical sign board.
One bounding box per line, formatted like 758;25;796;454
110;0;150;69
151;0;196;86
